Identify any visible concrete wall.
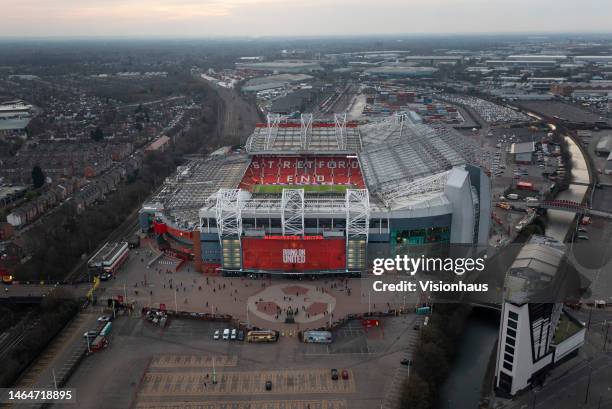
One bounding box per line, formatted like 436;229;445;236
444;167;475;244
553;325;586;362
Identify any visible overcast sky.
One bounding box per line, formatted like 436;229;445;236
1;0;611;37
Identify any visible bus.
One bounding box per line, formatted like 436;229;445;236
246;330;278;343
303;330;332;344
90;335;108;352
100;322;112;337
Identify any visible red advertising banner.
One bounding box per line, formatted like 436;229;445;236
242;237;346;271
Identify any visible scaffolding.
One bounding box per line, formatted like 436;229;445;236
281;189;305;236
215;189;243;240
345;189;370;242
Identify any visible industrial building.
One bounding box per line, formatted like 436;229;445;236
494;236;585;397
485;60;559;69
140;113;491;275
363;65;438;78
235;60;323;73
510;142;535;164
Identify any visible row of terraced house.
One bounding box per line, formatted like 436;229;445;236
6;154;142;228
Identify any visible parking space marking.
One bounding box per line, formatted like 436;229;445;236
149;354;238;369
134;399;348;409
138;369;355;397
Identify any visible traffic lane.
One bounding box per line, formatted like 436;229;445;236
506;355;612;409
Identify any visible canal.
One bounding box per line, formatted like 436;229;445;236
437;308;499;409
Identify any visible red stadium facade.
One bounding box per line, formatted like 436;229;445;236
241;236;346;272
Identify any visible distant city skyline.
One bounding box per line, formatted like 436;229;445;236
2;0;612;38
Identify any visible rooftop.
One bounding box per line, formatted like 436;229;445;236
504;235;569;305
148;155;251;228
358;115;488;206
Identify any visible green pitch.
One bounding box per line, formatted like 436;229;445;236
252;184;350;194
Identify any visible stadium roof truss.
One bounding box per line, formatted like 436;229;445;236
281;188;305;236
346;189;370;242
215;189;243;240
334;113;347;151
245;113;362;154
300;113;313;150
378;170;451;208
265;113;281;150
209;188;371;240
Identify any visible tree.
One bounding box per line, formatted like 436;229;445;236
400;376;432;409
90;126;104;141
31;165;45;188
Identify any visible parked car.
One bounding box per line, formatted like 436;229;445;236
400;359;412;366
331;369;339;380
341;369;349;380
223;328;230;340
265;380;272;391
97;316;112;323
231;328;237;340
213;330;220;340
237;330;245;341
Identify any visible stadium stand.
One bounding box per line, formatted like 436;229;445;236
239;156;365;189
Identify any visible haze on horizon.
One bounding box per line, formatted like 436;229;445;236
1;0;611;38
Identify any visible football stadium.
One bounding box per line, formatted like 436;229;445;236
139;113;491;275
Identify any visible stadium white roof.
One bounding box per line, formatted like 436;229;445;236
358;114;488;207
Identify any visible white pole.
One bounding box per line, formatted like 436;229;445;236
52;368;57;389
246;304;250;327
212;356;217;384
174;289;178;313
